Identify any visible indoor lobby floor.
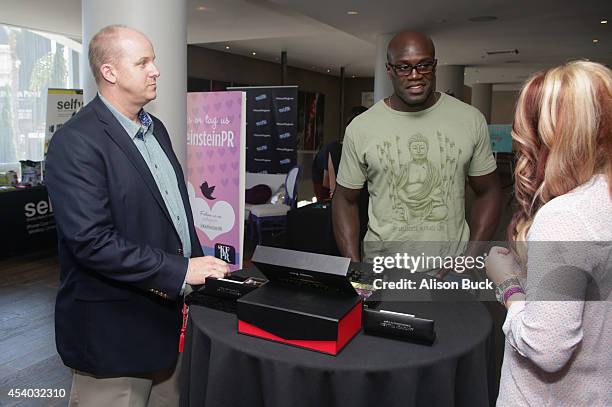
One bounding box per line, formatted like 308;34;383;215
0;251;70;407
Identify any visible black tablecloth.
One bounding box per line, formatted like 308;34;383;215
0;186;56;257
182;300;492;407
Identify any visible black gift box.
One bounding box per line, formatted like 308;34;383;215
363;305;436;345
237;246;362;355
186;273;266;313
202;275;266;300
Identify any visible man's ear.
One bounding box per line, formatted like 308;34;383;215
100;63;117;84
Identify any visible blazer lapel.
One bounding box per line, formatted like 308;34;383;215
91;96;176;232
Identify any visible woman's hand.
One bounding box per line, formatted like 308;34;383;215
485;246;519;286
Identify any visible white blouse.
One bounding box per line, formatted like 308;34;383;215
498;175;612;406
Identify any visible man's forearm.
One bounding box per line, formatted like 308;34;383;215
332;195;361;262
467;188;503;256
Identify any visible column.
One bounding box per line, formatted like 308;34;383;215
339;66;345;135
436;65;465;101
81;0;188;168
471;83;493;123
373;34;394;103
280;51;287;85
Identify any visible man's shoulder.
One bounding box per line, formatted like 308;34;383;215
355;100;387;121
60;99;100;132
439;93;485;121
51;100;104;146
345;101;385;134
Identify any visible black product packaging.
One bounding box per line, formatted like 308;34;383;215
186;272;267;313
363;306;436;345
202;276;266;300
237;245;363;355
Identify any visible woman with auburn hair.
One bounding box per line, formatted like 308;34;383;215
486;60;612;406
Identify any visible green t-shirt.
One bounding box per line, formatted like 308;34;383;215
336;93;497;261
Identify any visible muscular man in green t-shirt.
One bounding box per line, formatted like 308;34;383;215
333;31;502;275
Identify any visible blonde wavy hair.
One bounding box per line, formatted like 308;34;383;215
508;61;612;259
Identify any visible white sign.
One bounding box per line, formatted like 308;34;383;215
45;88;83;154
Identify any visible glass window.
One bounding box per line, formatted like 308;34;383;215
0;24;81;177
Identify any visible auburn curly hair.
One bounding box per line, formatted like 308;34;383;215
508;61;612;261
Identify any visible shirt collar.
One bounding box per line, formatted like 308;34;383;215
99;93;154;140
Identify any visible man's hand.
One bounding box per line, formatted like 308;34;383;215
185;256;230;285
435;263;458;280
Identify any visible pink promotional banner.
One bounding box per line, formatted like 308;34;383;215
186;91;246;271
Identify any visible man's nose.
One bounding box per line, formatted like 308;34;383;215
407;68;423;80
151;63;160;78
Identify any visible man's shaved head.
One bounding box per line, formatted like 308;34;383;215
384;31;438;111
387;31;435;63
88;25;146;84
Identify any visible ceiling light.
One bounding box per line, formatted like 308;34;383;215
347;11;359;15
252;52;257;55
468;16;498;22
326;69;331;73
601;20;608;24
593;38;599;43
197;6;207;11
225;46;230;50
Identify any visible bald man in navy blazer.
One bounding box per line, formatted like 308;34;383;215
45;25;228;406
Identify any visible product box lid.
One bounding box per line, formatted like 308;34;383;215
251;245;357;297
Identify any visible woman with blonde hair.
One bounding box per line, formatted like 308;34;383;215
486;60;612;406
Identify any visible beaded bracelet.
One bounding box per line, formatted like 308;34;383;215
497;277;520;293
495;277;521;304
503;285;525;305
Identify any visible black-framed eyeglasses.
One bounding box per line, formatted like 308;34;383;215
387;60;437;76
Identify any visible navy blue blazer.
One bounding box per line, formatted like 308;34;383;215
45;95;203;376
